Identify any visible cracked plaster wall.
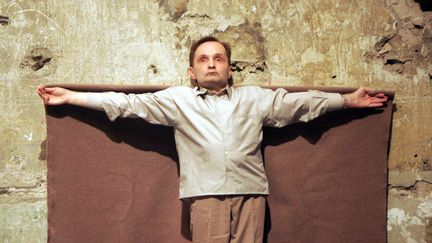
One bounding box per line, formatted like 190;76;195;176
0;0;431;242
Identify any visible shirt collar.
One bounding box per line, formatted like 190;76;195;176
194;86;232;98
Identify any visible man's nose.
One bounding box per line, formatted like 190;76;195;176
208;59;215;68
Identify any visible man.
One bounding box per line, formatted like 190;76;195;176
37;36;388;243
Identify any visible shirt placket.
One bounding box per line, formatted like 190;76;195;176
214;95;234;188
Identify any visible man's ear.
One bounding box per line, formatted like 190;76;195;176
188;66;196;80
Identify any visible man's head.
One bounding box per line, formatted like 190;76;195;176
188;36;233;89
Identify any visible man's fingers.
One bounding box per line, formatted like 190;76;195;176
37;85;45;95
372;93;388;100
37;90;44;100
39;93;50;104
371;95;387;100
36;85;52;104
371;99;387;104
360;88;388;98
368;103;384;107
44;87;57;94
368;97;388;107
36;87;46;100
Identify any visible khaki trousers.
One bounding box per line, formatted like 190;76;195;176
189;195;266;243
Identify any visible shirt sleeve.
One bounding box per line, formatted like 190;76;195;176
262;88;344;127
85;88;178;126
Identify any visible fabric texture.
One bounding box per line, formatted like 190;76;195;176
45;85;394;243
189;195;266;243
85;85;343;198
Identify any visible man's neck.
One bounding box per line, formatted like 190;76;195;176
207;87;227;96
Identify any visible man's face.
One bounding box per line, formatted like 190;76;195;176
188;41;232;90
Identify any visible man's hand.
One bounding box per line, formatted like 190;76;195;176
342;87;388;109
37;84;88;106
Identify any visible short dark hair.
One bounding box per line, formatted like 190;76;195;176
189;36;231;67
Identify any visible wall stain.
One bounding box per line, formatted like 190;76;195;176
0;188;8;195
0;15;9;25
20;48;53;71
148;64;159;74
38;139;46;161
158;0;188;22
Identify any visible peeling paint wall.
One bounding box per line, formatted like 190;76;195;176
0;0;431;242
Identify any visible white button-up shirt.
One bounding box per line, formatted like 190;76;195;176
87;86;344;198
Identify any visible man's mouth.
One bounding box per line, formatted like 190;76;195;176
206;72;218;76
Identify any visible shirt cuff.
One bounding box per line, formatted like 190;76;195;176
326;93;344;112
85;92;105;111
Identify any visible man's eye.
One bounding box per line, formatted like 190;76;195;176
200;57;207;62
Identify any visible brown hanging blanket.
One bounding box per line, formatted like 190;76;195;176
45;85;394;243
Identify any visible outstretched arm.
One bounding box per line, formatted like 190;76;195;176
37;84;90;107
37;84;178;125
342;87;388;109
